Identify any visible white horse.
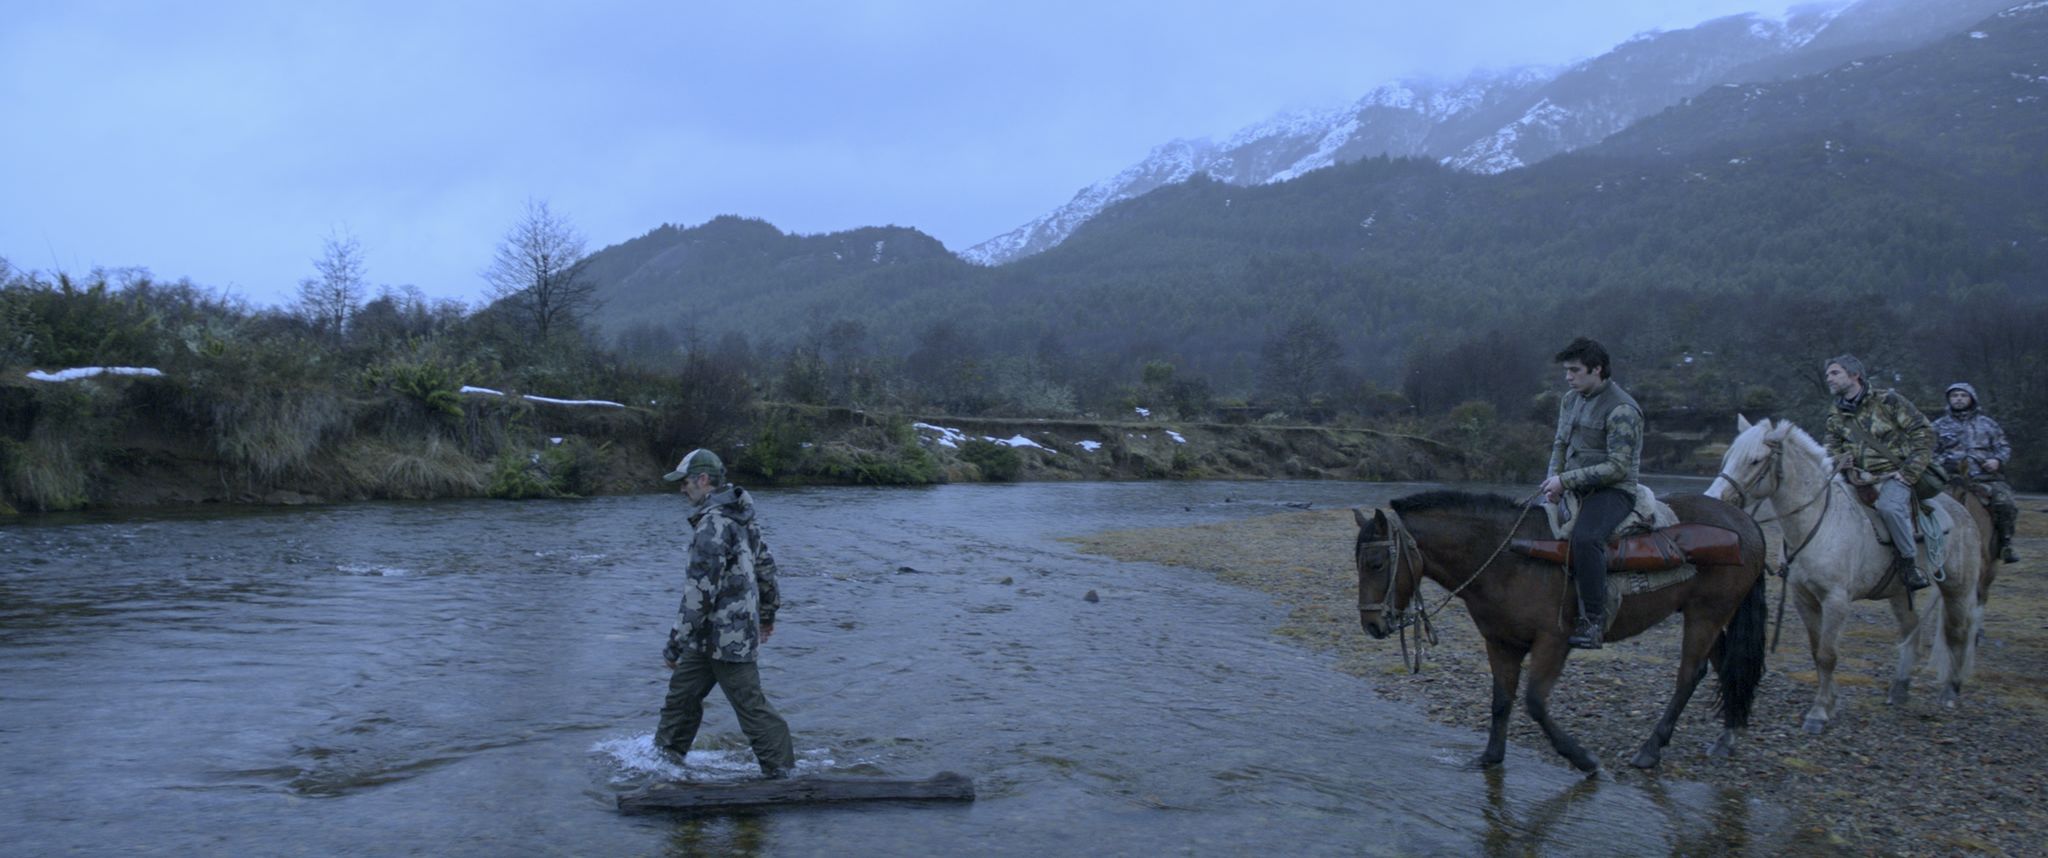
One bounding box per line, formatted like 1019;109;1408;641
1707;416;1983;734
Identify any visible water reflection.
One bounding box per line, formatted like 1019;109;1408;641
665;814;771;857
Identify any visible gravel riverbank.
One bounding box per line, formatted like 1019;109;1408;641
1070;503;2048;856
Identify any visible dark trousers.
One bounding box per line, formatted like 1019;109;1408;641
1570;487;1636;622
655;652;795;776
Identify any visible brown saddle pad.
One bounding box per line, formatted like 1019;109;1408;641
1510;523;1743;572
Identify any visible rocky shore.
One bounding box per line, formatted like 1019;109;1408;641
1071;502;2048;856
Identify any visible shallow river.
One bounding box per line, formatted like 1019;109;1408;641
0;479;1795;856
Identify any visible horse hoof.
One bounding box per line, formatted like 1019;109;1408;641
1707;730;1737;759
1570;755;1601;774
1938;684;1961;708
1802;716;1827;735
1886;680;1911;706
1629;750;1659;769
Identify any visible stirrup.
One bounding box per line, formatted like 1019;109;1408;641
1895;558;1929;591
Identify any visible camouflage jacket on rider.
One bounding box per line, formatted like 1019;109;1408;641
1547;379;1643;497
1823;386;1935;484
1932;382;2012;482
664;484;781;663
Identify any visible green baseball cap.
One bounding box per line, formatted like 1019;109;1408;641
663;448;724;482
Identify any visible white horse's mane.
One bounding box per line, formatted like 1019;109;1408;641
1734;417;1831;471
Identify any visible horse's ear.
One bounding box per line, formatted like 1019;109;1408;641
1765;421;1794;443
1736;414;1752;432
1353;507;1371;528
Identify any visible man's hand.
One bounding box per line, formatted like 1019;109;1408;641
1539;476;1564;503
1892;471;1912;485
760;623;775;642
1984;458;2002;473
664;659;676;671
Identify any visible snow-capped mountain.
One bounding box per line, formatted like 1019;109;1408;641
960;0;2015;267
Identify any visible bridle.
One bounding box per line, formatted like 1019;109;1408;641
1715;435;1837;652
1714;440;1786;515
1357;508;1434;673
1358;501;1533;673
1357;509;1425;627
1716;438;1832;540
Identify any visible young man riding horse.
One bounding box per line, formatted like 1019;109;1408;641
1821;354;1937;591
1539;337;1643;649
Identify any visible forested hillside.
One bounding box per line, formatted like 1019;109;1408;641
574;4;2048;486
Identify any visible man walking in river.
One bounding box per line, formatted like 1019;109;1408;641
655;448;797;779
1540;337;1643;650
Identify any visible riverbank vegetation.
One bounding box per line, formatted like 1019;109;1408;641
0;260;1531;514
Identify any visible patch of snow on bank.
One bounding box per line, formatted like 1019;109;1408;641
524;395;624;408
992;434;1052;452
914;422;969;448
27;366;163;382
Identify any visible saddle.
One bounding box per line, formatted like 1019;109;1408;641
1847;479;1950;548
1510;523;1745;573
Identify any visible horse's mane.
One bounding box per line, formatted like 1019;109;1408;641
1389;490;1527;518
1734;418;1830;465
1780;422;1829;462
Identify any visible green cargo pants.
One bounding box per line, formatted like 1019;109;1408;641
655;652;795;777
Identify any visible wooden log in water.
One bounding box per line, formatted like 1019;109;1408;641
616;771;976;815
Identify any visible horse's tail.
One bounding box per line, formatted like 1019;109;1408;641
1713;572;1769;729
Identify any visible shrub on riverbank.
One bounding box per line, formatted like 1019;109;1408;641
960;439;1023;481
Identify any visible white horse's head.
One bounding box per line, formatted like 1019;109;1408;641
1708;414;1816;509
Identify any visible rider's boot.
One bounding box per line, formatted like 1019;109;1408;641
1894;554;1930;591
1568;613;1605;650
1568;569;1607;650
2000;538;2020;564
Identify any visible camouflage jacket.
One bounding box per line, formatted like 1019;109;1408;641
1547;379;1643;496
664;484;781;663
1932;389;2012;482
1823;387;1935;484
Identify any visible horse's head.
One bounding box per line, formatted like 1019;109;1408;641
1353;507;1421;640
1709;414;1798;511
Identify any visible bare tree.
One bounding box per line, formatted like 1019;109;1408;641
482;199;599;339
297;230;365;337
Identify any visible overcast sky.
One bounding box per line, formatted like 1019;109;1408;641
2;0;1788;307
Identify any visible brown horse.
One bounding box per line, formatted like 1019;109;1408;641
1354;490;1768;772
1945;477;2001;612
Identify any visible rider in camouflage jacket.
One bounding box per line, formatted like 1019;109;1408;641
1933;381;2020;562
1823;384;1936;487
665;482;781;663
1821;354;1935;590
